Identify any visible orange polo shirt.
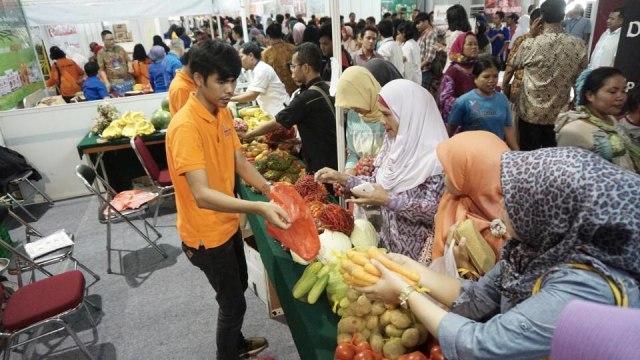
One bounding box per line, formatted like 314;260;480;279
166;93;241;248
168;69;196;116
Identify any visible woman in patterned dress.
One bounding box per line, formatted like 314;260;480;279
358;146;640;359
316;79;449;263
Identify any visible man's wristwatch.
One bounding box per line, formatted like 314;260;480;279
261;181;272;195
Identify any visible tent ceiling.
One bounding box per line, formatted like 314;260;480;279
21;0;218;26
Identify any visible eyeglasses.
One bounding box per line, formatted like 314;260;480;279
288;62;303;71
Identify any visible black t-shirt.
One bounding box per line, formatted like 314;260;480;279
276;77;338;173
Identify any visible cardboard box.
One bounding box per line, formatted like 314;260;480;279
113;24;127;32
243;235;284;320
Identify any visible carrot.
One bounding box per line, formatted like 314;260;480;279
347;250;372;267
367;247;420;284
341;258;359;273
342;272;370;287
364;262;382;277
351;267;379;285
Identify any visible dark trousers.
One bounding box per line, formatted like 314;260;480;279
518;118;557;151
422;70;434;90
182;230;248;360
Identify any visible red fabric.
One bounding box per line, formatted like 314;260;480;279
157;169;172;186
3;271;84;331
449;31;475;57
92;45;103;55
105;190;157;215
134;136;160;179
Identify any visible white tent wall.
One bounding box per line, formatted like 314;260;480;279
339;0;382;21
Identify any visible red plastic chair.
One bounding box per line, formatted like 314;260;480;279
130;136;174;226
0;270;96;360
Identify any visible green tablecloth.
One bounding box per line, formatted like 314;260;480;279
76;131;166;159
238;184;338;360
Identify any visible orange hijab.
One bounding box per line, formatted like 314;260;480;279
432;131;510;260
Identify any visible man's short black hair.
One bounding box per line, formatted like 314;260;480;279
266;23;283;39
366;16;376;24
383;12;392;19
189;39;241;83
294;42;323;73
362;25;379;37
101;30;112;38
241;41;262;61
613;7;625;20
397;21;416;41
495;11;505;20
276;14;284;24
84;61;99;77
540;0;566;24
377;19;394;38
233;25;243;36
415;12;429;24
317;23;332;40
175;26;186;37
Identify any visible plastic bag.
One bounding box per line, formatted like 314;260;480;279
429;239;460;279
267;182;320;261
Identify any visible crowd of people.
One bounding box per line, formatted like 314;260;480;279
44;1;639;358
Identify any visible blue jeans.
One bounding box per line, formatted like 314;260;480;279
182;230;248;359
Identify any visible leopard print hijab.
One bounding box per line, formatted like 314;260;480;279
498;147;640;303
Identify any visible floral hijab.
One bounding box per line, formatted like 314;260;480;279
498;147;640;303
448;31;477;67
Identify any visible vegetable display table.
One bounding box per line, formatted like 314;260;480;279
238;184;339;360
76;131;167;191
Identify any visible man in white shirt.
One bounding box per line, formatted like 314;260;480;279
231;42;290;116
376;19;404;74
590;7;625;69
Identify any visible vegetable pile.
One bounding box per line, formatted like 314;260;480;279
238;106;272;130
355;157;375;177
264;126;296;143
233;118;248;133
101;111;155;140
340;248;421;288
249;150;306;191
91;101;120;135
318;204;355;235
295;175;329;203
336;288;429;360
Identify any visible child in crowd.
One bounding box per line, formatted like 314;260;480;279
617;86;640;147
447;56;519;149
82;61;109;101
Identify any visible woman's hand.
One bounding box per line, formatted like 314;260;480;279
314;167;347;185
355;258;410;304
348;183;389;206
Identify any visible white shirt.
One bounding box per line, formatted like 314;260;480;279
402;39;421;84
246;60;290;116
589;28;621;69
377;37;404;74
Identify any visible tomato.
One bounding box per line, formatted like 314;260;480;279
355;342;372;353
335;343;356;360
398;351;429;360
429;345;445;360
353;350;377;360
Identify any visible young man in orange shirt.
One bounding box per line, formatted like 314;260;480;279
168;48;196;116
165;39;290;359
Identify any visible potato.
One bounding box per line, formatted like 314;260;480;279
366;314;379;330
380;310;392;327
383;338;407;360
415;323;429;345
384;324;404;337
360;328;371;341
337;316;365;334
347;288;360;302
371;301;386;316
370;333;384;353
354;295;372;316
352;332;368;345
401;328;420;348
390;310;412;329
337;333;352;344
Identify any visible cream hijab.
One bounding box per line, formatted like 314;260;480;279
375;79;449;193
335;66;382;121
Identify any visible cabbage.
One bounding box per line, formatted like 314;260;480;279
317;230;352;264
290;250;312;265
350;219;379;248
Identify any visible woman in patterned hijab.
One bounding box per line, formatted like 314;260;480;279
498;147;640;302
356;146;640;359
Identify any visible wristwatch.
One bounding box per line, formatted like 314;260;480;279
261;181;272;195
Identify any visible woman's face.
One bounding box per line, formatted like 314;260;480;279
463;35;479;58
378;102;399;137
474;66;499;95
587;75;628;116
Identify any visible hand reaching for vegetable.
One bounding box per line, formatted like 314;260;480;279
314;167;347;185
348;183;389;207
354;258;409;304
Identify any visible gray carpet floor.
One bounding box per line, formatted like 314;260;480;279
2;196;300;360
